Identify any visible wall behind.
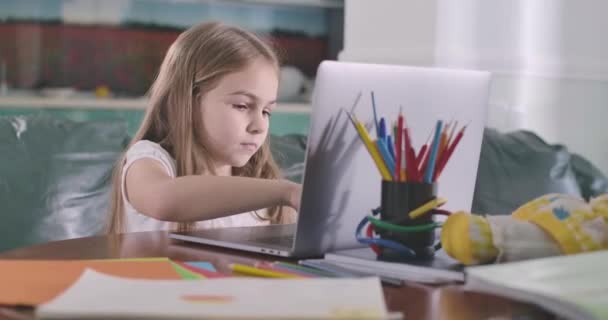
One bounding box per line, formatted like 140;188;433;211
340;0;608;174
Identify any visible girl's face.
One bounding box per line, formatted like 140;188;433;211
197;58;278;173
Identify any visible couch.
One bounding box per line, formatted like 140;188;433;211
0;115;128;252
1;115;606;252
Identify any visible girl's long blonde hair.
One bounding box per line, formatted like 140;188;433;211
106;21;286;233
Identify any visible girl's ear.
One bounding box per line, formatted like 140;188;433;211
192;94;205;117
191;93;200;107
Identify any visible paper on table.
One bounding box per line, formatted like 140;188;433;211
38;269;390;320
0;259;181;306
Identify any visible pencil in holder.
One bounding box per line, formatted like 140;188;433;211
377;180;438;260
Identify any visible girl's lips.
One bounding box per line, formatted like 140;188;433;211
240;142;258;151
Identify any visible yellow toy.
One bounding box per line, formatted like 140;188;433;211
441;194;608;265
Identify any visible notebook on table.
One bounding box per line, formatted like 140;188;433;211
464;250;608;320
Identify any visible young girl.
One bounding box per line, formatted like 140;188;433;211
106;21;301;233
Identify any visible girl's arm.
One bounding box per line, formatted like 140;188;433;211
125;158;302;222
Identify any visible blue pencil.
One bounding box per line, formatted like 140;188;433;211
376;139;395;175
379;117;387;140
424;120;443;183
371;91;380;137
387;135;396;160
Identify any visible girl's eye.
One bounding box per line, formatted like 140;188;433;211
263;110;272;117
233;104;248;110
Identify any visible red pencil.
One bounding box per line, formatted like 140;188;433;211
408;144;418;181
416;130;433;181
434;125;466;180
395;111;403;181
416;144;428;170
403;127;417;182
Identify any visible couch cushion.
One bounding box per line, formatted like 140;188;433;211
472;128;583;215
0;115;129;252
570;153;608;200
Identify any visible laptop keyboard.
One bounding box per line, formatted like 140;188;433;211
252;235;295;247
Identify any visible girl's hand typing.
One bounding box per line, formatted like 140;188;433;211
282;180;302;211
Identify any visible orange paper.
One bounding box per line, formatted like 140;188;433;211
0;259;182;306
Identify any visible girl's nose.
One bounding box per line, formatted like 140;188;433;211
247;112;266;134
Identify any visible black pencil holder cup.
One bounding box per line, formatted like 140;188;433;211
377;181;438;260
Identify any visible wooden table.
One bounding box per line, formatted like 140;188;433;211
0;231;555;320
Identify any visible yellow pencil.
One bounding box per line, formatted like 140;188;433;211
408;198;447;219
229;263;301;279
353;120;392;181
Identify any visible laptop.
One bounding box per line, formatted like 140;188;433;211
170;61;491;258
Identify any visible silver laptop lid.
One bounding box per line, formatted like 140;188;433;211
293;61;490;257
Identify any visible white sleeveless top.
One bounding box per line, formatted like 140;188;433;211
121;140;270;232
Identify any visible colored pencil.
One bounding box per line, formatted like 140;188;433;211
423;120;443;183
434;125;466;180
408;198;447;219
229;263;301;279
395;110;403;181
347;111;392;181
254;262;312;278
371;91;380;137
376;139;395;176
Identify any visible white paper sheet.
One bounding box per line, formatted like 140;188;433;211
38;269;390;319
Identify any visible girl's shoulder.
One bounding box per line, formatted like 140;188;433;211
124;140;176;177
127;140;171;156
